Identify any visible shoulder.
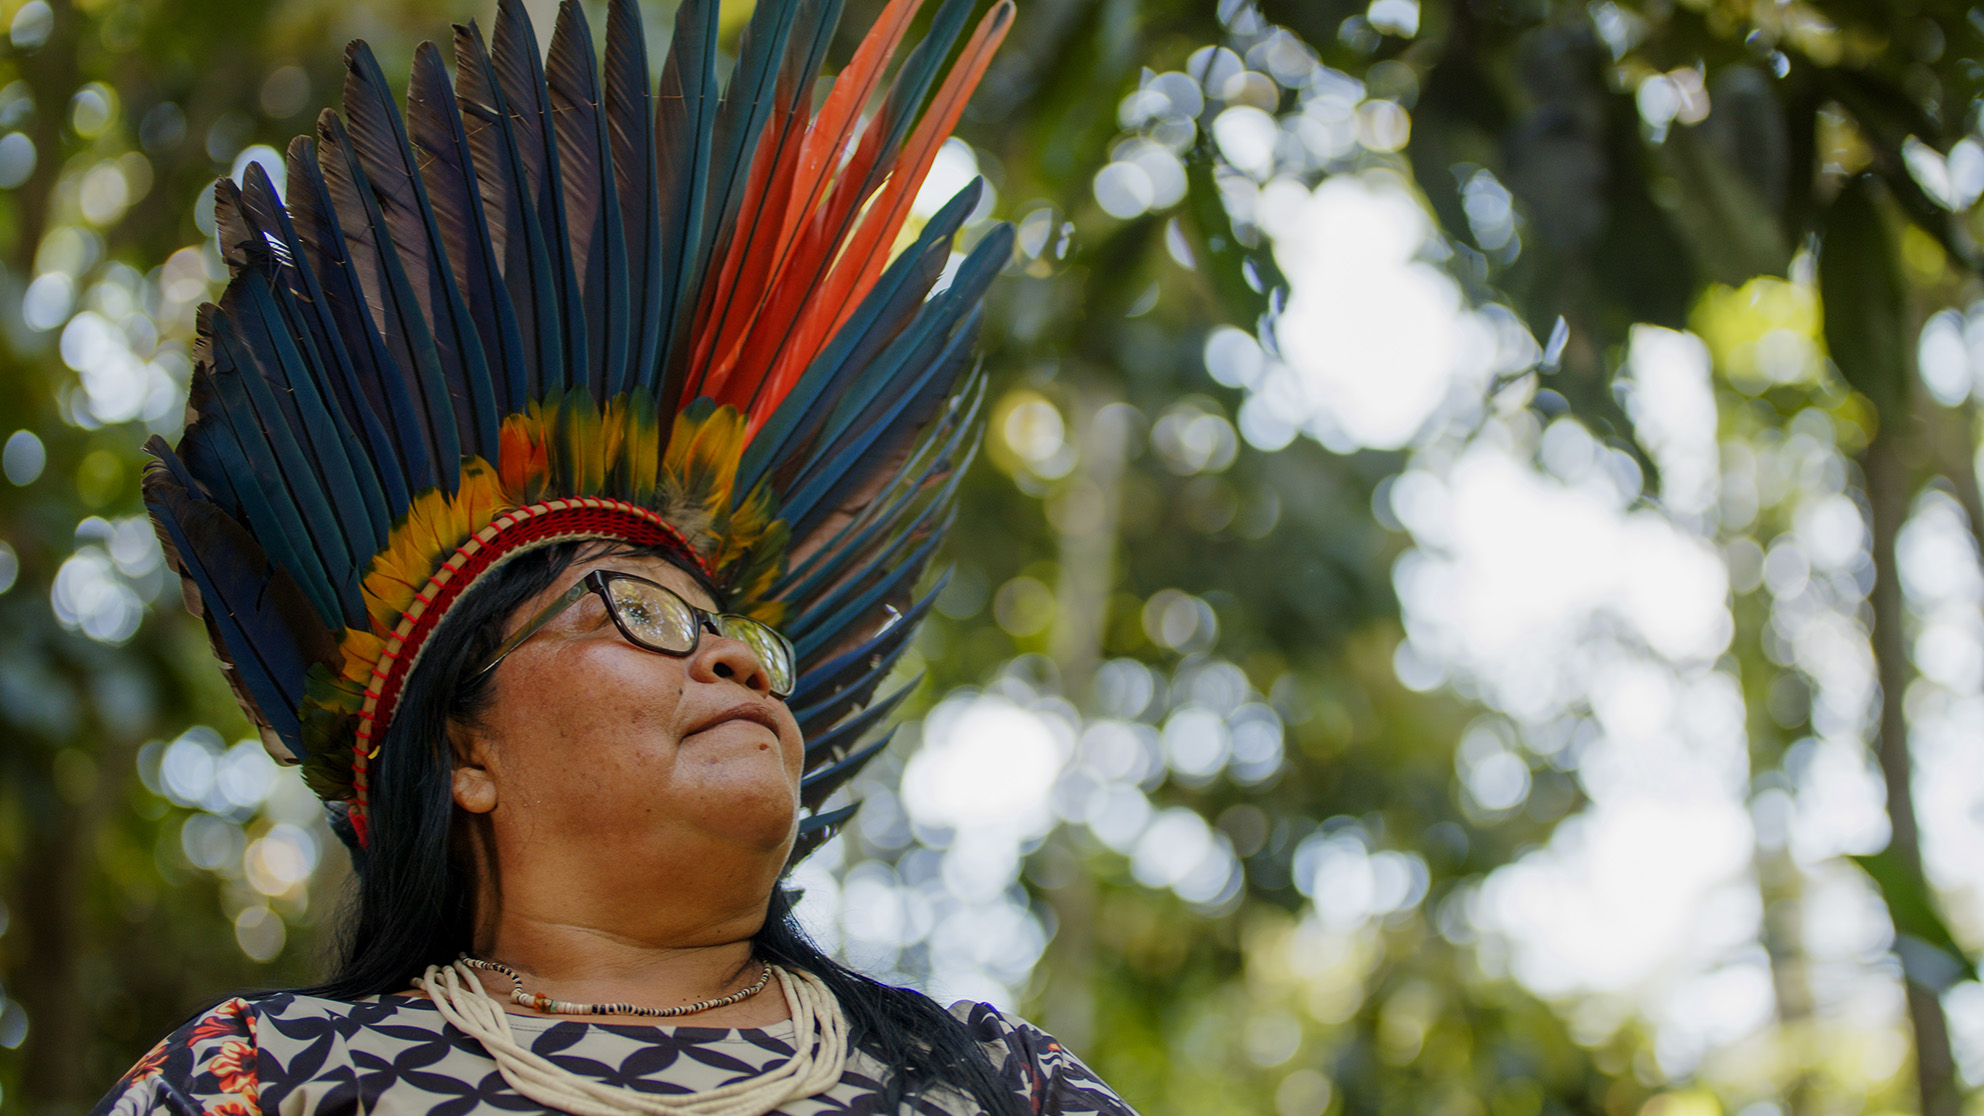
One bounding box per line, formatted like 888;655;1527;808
91;997;266;1116
945;1001;1141;1116
92;992;438;1116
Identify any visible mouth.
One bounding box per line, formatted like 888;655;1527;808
685;702;783;739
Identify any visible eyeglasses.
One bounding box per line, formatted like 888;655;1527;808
471;570;796;699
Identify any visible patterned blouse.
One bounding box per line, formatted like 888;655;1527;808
91;991;1135;1116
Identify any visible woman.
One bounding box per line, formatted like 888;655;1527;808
98;0;1134;1110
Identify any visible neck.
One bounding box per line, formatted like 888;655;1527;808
448;807;792;1024
461;914;786;1026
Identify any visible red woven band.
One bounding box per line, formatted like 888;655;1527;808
347;498;706;847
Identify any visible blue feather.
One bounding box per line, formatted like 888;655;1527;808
737;179;981;493
162;388;250;532
781;427;966;624
343;41;497;460
780;307;982;536
229;270;384;619
317;110;467;491
789;578;942;726
490;0;588;393
783;478;962;642
802;680;915;767
408;39;530;426
790;525;945;660
285;134;440;495
605;0;663;397
454;18;567;401
546;0;630;401
797;800;858;835
800;728;893;810
788;800;858;863
650;0;719;408
237;161;410;519
807;223;1010;458
773;376;983;603
872;0;980;157
190;308;344;624
143;445;331;749
778;225;1011;534
694;0;805;302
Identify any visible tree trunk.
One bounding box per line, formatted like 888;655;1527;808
1038;393;1130;1053
1863;428;1960;1116
1050;393;1130;695
1757;850;1815;1116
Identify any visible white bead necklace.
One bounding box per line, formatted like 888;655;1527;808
414;958;849;1116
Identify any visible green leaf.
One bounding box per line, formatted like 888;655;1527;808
1850;848;1980;992
1180;150;1277;326
1819;69;1981;271
1818;176;1909;422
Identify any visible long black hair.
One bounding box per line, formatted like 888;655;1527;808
306;540;1024;1116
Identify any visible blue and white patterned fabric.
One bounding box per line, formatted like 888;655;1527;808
92;992;1137;1116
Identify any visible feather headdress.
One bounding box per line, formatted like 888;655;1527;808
143;0;1014;854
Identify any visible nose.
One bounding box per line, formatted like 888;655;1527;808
688;625;774;696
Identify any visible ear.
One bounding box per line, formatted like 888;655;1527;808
450;727;499;814
453;765;497;814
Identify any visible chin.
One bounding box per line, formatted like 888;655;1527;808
675;784;799;855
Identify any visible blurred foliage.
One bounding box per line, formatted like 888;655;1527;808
5;0;1984;1115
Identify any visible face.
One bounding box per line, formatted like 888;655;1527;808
449;548;804;945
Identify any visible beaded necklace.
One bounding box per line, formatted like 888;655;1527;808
415;958;849;1116
457;954;775;1018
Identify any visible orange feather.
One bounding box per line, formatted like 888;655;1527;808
746;0;1013;424
779;0;926;256
722;105;900;412
695;100;812;404
695;0;925;411
821;1;1014;341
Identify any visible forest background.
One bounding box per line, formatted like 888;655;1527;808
4;0;1984;1114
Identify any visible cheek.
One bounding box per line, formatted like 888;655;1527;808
479;644;800;849
780;722;805;784
486;648;691;794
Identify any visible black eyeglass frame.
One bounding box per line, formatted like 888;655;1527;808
470;569;797;699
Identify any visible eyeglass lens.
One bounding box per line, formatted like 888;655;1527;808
716;615;795;695
603;577;700;652
601;577;795;695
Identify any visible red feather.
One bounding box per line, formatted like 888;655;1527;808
745;0;1013;426
693;81;814;403
779;0;927;257
695;0;1013;434
690;0;925;408
818;1;1014;341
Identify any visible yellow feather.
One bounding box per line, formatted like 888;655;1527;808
600;396;630;498
330;628;386;698
454;458;507;540
499;409;554;503
668;406;746;513
620;390;661;505
556;393;607;495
